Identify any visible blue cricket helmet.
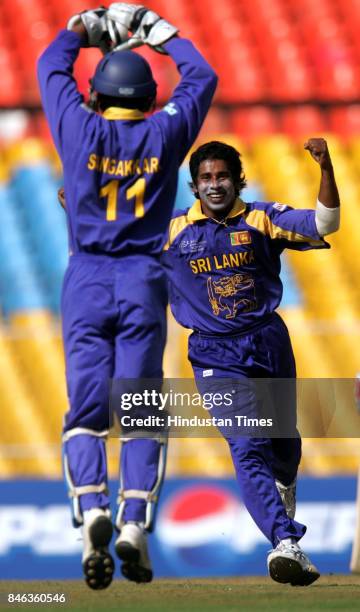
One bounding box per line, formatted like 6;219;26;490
91;50;157;98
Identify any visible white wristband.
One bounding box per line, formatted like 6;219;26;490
315;199;340;236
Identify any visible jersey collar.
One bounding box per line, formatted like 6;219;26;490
102;107;145;121
187;198;246;222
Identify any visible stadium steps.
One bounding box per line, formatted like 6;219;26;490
0;319;60;476
8;310;67;442
0;186;46;314
7;139;68;312
301;439;360;474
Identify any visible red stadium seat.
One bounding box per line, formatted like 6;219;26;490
231;107;278;141
287;0;359;100
200;108;231;137
0;66;23;106
73;48;103;100
317;59;360;101
137;46;175;104
2;0;54;104
149;0;204;44
32;113;53;142
49;0;103;25
281;106;327;138
337;0;360;49
268;61;314;101
0;28;23;105
220;65;266;103
329;106;360;137
0;0;359;106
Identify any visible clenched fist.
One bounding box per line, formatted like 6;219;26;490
304;138;333;171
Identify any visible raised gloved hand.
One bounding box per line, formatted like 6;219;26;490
108;3;178;53
134;9;179;52
67;8;128;54
107;3;146;32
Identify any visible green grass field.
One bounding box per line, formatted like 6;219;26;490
1;576;360;612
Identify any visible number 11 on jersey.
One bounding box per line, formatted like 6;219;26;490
100;178;146;221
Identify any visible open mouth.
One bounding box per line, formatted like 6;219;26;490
207;193;225;203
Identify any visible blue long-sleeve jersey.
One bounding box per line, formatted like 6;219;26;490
163;199;329;335
37;31;217;255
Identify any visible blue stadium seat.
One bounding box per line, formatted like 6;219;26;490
10;162;68;310
0;184;46;313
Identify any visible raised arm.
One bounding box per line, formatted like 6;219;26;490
304;138;340;236
37;29;85;155
108;3;218;160
304;138;340;209
159;37;218;149
37;9;122;156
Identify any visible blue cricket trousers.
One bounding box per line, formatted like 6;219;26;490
61;253;167;525
188;312;306;547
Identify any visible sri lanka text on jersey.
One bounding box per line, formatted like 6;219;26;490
189;250;255;274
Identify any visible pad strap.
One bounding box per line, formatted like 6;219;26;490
116;439;167;531
69;483;108;497
62;427;109;442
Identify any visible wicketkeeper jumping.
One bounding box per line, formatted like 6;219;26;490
37;2;217;589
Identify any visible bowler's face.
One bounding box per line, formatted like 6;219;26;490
195;159;237;217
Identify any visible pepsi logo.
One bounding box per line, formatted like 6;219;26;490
157;484;243;572
158;485;240;547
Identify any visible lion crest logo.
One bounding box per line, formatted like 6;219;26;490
207;273;257;319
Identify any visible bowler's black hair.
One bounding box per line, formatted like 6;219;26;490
189;141;247;195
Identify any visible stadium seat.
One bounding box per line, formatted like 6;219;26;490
251;135;315;204
0;320;61;476
0;46;23;106
138;47;175;104
9;310;68;434
199;108;231;137
11;164;68;311
281;106;328;138
269;62;314;101
348;136;360;174
329;106;360;137
2;139;67;312
148;0;205;44
231;108;278;141
0;185;47;314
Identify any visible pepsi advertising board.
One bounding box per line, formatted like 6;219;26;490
0;477;356;579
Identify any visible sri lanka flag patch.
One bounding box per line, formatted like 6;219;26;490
230;231;251;246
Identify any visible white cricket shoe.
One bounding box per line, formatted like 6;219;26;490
115;522;153;583
276;478;297;519
82;508;114;590
267;540;320;586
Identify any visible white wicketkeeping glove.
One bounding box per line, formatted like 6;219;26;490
108;4;178;53
67;8;128;54
135;10;179;53
107;3;146;31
